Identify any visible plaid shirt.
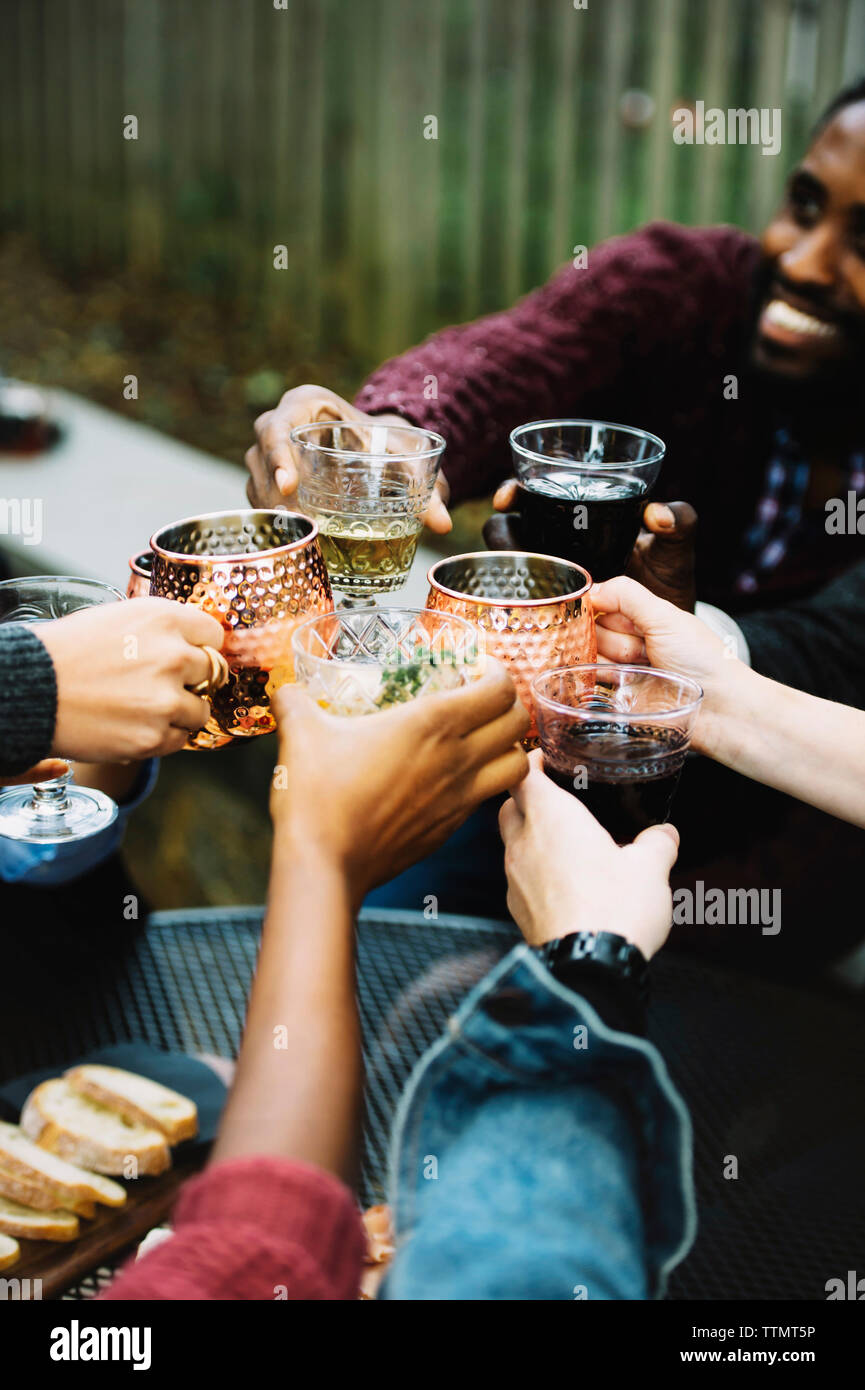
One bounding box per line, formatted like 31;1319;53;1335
734;426;865;596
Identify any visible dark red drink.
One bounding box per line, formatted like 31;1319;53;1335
542;719;689;843
516;471;648;580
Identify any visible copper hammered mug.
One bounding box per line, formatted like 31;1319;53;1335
425;551;596;740
126;550;154;600
149;509;334;749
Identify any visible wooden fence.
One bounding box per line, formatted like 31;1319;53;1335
0;0;863;366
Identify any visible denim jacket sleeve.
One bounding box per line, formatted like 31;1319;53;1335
383;944;695;1301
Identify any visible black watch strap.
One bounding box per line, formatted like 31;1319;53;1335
532;931;650;1013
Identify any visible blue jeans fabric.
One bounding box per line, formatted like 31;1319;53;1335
383;946;695;1300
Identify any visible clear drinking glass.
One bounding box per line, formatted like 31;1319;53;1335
532;663;703;843
290;420;445;605
509;420;666;581
0;576;123;844
292;607;480;716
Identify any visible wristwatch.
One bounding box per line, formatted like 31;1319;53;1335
532;931;650;1005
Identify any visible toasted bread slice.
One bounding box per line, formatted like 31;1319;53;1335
0;1233;20;1270
0;1162;95;1218
0;1194;79;1242
65;1065;198;1145
21;1080;170;1177
0;1121;126;1207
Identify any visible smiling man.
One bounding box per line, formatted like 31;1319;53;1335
246;80;865;967
249;79;865;620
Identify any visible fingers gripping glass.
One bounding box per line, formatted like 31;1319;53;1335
532;664;703;843
509;420;665;582
290;421;445;606
149;509;334;746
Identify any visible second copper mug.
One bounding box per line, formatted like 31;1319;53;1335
126;550;154;600
149;509;334;747
425;551;596;739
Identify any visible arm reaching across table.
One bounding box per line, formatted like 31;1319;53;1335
103;664;529;1299
593;575;865;829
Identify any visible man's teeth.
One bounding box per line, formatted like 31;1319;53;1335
764;298;838;339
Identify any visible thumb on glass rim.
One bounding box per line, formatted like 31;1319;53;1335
493;478;519;510
423;486;453;534
641;500;698;542
271;682;319;725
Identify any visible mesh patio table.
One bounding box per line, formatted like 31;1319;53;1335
1;905;862;1300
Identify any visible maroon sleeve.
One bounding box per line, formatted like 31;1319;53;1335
100;1157;366;1301
355;222;759;505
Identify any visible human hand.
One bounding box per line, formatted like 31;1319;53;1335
625;501;697;611
483;478;524;551
486;482;696;612
0;759;68;787
245;384;452;534
35;597;225;761
499;750;679;960
269;659;529;905
591;576;746;757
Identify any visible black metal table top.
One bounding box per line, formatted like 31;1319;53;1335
0;905;862;1300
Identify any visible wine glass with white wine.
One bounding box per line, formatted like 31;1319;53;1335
290;421;445;607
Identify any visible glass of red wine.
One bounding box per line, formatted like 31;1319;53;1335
532;664;703;843
509;420;665;581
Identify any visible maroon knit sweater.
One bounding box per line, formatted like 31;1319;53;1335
357;221;865;962
100;1157;365;1301
356;221;865;612
356;222;760;500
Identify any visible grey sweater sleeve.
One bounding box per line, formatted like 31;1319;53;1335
0;625;58;775
739;561;865;712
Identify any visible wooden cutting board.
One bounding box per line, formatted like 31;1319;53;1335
5;1150;205;1299
0;1046;229;1298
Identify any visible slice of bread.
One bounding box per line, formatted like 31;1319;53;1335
0;1162;95;1218
65;1065;198;1145
0;1233;20;1270
21;1080;170;1177
0;1121;126;1207
0;1195;79;1242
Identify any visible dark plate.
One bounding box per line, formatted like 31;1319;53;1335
0;1041;227;1145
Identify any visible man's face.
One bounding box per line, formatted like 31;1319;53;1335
753;99;865;384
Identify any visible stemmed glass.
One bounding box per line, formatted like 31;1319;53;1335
0;576;123;844
290;421;445;607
